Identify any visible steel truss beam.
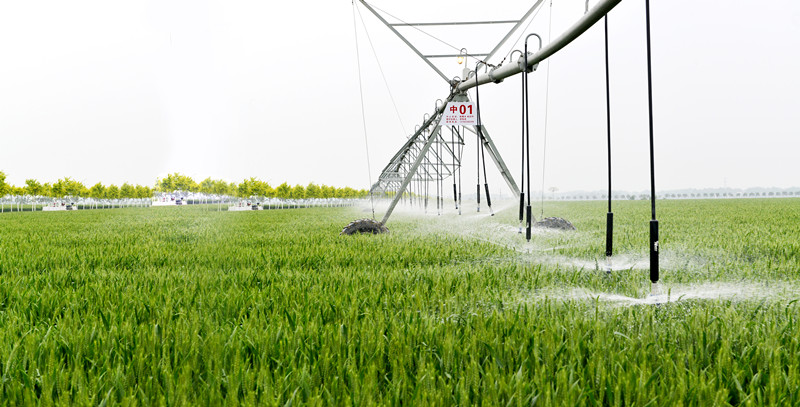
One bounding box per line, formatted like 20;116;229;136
365;0;624;225
459;0;623;91
358;0;545;81
371;91;519;209
389;20;520;27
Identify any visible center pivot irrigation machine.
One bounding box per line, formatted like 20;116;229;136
344;0;662;284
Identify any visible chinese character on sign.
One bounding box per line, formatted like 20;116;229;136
442;102;477;126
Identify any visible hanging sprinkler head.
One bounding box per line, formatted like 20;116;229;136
605;212;614;273
474;60;495;217
649;281;662;297
522;34;541;243
525;205;532;242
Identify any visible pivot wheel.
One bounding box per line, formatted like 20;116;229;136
340;219;389;235
534;217;576;231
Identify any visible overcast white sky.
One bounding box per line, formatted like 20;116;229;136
0;0;798;193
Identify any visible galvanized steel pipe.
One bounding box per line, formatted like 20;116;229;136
457;0;623;92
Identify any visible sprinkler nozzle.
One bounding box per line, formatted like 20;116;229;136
650;220;659;283
650;281;661;296
525;204;532;242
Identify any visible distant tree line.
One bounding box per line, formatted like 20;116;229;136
0;172;153;200
156;173;369;199
0;171;368;200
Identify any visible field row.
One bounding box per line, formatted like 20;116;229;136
0;199;798;405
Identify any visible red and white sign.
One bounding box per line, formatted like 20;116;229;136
442;102;477;126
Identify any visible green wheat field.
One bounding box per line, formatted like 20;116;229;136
1;199;798;405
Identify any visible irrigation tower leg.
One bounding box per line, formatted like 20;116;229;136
466;125;520;196
381;122;443;226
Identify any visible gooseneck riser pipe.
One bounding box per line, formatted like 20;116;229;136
457;0;623;93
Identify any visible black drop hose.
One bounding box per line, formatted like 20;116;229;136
523;40;536;241
451;127;458;209
604;15;614;259
645;0;659;283
519;70;525;233
476;130;481;212
457;127;463;215
474;67;493;215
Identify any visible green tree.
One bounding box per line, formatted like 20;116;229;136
290;184;306;199
0;171;7;196
339;187;353;198
199;177;214;194
158;173;198;192
275;182;291;199
52;177;88;198
321;185;336;198
305;183;320;198
51;180;65;198
253;179;273;198
25;179;44;196
89;183;106;199
135;185;152;199
264;183;275;198
211;180;233;196
120;183;135;199
105;184;120;200
237;179;252;198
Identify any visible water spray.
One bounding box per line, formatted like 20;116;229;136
424;179;429;214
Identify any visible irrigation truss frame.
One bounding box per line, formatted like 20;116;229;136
359;0;624;226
